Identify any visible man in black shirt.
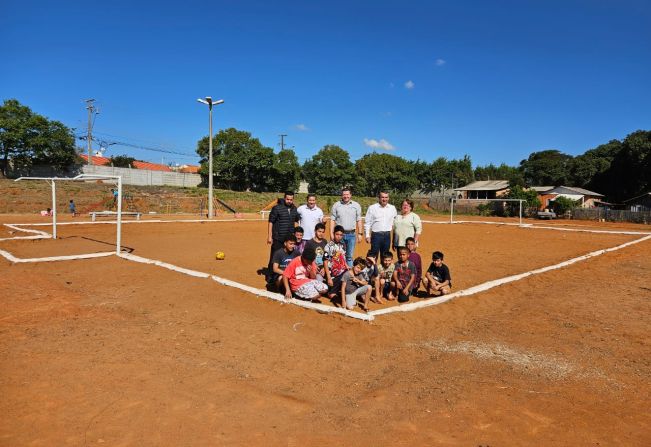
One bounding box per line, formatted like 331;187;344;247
266;191;299;280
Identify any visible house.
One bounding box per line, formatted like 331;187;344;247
539;186;604;210
454;180;510;199
79;154;111;166
623;192;651;212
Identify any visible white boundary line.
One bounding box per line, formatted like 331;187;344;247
2;218;649;321
369;234;651;316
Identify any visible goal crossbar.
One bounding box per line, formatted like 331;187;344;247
14;174;124;254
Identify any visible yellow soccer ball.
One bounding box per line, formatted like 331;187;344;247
215;251;225;260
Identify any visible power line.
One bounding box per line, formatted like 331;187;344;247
77;135;197;158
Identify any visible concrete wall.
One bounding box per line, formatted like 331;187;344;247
82;165;202;188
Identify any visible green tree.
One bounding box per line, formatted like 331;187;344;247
599;130;651;202
474;163;525;187
520;149;573;186
270;148;301;192
569;140;621;188
302;145;355;195
419;155;474;193
0;99;76;177
196;128;275;192
353;152;418;196
110;155;136;168
551;196;577;216
504;185;541;216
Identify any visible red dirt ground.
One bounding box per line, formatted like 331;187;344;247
1;214;650;445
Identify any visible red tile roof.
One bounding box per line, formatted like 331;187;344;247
179;165;200;173
132;161;172;171
79;154;111;166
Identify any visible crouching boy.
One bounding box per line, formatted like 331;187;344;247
376;251;396;302
282;246;328;302
340;257;372;311
392;246;416;303
423;251;452;296
269;234;298;291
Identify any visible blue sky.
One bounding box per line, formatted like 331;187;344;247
2;0;650;167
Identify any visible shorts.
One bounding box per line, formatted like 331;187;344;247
345;285;370;308
295;280;328;299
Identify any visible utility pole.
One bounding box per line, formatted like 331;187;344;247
85;99;96;165
279;134;287;151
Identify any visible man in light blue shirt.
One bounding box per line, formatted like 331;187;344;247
330;187;363;267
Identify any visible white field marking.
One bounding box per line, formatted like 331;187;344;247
5;224;52;237
369;234;651;316
118;252;374;321
0;249;115;263
0;235;50;242
6;218;263;227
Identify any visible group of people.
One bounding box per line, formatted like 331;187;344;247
266;188;452;311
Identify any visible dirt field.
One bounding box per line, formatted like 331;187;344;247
1;214;650;445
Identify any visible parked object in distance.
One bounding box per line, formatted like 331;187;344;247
537;210;557;220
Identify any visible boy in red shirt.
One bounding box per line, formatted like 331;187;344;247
282;246;328;302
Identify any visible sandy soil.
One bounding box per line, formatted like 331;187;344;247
1;215;650;445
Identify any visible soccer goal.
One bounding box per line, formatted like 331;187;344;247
14;173;125;254
450;198;527;225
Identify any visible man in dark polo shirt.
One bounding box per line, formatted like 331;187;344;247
267;191;299;281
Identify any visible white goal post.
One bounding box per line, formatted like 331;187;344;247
14;174;124;254
450;198;527;226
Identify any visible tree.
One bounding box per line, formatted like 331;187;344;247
504;185;540;216
551;196;577;216
302;145;355;195
353;152;418;197
0;99;76;177
196;128;276;192
418;155;474;193
520;149;573;186
599;130;651;202
110;155;136;168
569;140;621;188
474;163;525;187
270;148;301;192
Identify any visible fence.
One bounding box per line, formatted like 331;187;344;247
82;165;202;187
571;208;651;224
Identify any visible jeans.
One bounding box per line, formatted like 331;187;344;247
342;232;356;267
369;231;391;260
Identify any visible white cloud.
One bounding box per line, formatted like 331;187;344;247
294;123;309;131
404;80;415;89
435;58;446;66
364;138;395;151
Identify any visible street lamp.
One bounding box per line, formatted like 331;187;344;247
197;96;224;219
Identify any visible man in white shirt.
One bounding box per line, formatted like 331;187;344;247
364;191;397;258
296;194;324;241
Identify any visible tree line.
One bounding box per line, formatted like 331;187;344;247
2;99;648;203
198;127;650;203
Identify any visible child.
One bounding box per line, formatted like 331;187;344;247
269;234;298;291
423;251;452;296
392;246;416;303
304;222;328;280
69;199;77;217
376;251;396;302
361;251;379;303
324;225;349;298
340;257;372;311
293;226;306;255
405;237;422;296
282;246;328;301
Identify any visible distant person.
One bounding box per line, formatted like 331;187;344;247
423;251;452;296
282;246;329;302
364;191;397;259
40;208;52;217
392;246;416;303
330;187;363;267
393;198;422;249
266;191;299;281
69;199;77;217
111;189;118;206
297;194;325;241
269;234;298;292
340;257;372;311
405;237;422;296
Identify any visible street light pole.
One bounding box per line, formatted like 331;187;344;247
197;97;224;219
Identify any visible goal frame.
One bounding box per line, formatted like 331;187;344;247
450;198;526;226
